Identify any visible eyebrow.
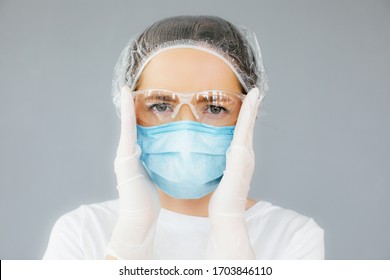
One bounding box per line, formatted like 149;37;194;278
195;95;232;103
144;94;177;102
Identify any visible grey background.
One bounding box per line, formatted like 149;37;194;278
0;0;389;259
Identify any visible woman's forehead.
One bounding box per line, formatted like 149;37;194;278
136;48;242;93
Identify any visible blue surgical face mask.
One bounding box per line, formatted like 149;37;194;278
136;121;235;199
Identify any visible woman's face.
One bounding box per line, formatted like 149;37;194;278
135;48;243;126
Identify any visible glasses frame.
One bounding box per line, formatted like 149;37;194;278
132;88;246;120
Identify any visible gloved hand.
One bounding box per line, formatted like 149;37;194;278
106;86;160;259
206;87;262;259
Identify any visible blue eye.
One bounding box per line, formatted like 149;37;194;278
206;105;228;115
149;103;172;112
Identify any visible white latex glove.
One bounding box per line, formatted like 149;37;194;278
206;87;262;259
106;86;160;259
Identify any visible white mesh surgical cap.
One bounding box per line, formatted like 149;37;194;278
111;15;269;115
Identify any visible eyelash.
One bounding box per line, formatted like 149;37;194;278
204;105;229;114
147;103;172;112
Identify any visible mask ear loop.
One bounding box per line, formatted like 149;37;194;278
170;92;200;120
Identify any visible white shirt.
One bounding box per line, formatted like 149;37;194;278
43;199;324;259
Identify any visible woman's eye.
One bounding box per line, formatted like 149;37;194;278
207;105;227;114
150;103;171;112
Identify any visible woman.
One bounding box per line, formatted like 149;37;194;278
43;15;324;259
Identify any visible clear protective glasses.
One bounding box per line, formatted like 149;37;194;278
132;89;246;126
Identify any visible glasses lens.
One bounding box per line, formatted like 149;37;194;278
134;90;179;126
134;89;243;126
193;90;242;126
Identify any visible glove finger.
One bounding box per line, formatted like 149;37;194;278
117;85;138;157
248;93;263;149
231;87;260;147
